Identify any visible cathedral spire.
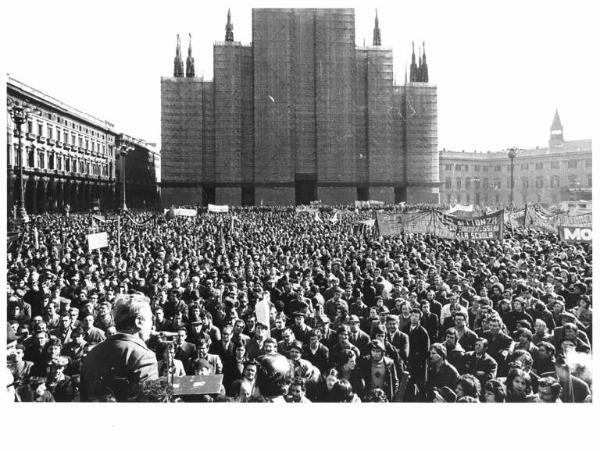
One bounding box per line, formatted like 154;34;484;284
186;33;195;78
420;42;429;82
225;8;234;42
409;42;418;82
173;34;184;77
373;9;381;46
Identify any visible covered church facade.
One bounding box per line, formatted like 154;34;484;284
161;8;439;206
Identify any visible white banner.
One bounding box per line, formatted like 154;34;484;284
255;293;271;335
172;208;197;217
208;204;229;213
87;232;109;250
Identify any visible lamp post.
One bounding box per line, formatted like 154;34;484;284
118;144;134;211
508;147;518;208
8;99;37;224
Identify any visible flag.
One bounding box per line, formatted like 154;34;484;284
329;212;339;224
314;211;322;223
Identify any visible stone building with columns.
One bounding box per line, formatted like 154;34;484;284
6;76;159;214
438;111;592;208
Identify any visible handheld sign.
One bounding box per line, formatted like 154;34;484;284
87;232;109;250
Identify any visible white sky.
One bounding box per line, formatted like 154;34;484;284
2;0;595;152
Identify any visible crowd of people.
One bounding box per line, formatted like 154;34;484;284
5;205;593;402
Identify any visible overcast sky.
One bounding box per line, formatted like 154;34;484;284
3;0;595;152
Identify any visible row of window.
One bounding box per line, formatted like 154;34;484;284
10;145;110;177
445;159;590;172
446;174;591;189
25;119;109;157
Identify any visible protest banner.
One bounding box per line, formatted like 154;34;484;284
558;226;592;242
208;204;229;213
172;208;198;217
87;232;109;250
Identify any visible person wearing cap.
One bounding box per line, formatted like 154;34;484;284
347;314;371;355
425;343;460;398
359;339;398;402
317;316;337;350
80;294;158;401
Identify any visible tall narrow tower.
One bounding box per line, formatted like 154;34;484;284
373;9;381;46
173;34;184;77
186;34;195;78
549;109;564;147
420;42;429;82
409;42;418;82
225;9;234;42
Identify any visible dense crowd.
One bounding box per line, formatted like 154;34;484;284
5;206;593;402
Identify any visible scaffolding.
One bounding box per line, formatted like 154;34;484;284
315;8;357;183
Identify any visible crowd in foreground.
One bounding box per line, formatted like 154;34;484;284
5;205;592;402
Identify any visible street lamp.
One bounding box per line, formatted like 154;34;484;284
8;99;38;224
119;144;133;211
507;147;518;207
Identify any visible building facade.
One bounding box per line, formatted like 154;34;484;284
7;77;116;214
438;111;592;207
115;134;160;209
6;77;160;214
161;9;439;207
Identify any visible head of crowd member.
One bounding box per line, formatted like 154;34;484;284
364;388;388;403
262;338;278;355
255;353;293;400
369;339;386;363
488;318;502;336
409;308;422;327
483;379;506;403
511;350;534;373
348;315;361;333
506;367;532;400
221;325;233;344
112;294;153;342
336;325;350;346
337;349;357;375
324;368;340;391
474;337;489;357
293;312;306;328
308;329;321;349
385;315;399;335
456;374;481;400
288;377;307;402
537;376;562;403
243;361;257;383
197;339;210;359
429;343;447;366
538;341;555;364
281;328;295;345
175;327;188;346
534;319;548;335
444;328;458;349
288;341;303;362
234;342;247;362
193;358;212;376
516;328;533;346
233;319;246;337
274;314;287;331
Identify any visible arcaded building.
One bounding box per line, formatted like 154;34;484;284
161;9;439;207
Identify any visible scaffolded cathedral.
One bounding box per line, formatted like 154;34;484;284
161;9;439;206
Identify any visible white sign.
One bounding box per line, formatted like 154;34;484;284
255;294;271;335
208;204;229;213
172;208;197;217
87;232;109;250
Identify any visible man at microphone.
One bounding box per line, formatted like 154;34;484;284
80;294;158;401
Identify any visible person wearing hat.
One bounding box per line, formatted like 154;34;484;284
347;314;371;355
359;339;399;402
425;343;459;398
